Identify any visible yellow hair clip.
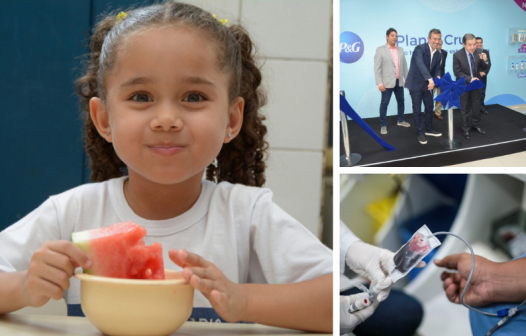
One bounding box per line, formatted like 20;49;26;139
212;14;229;26
116;11;128;21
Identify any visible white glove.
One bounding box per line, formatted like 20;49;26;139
346;241;426;302
345;241;395;301
340;293;380;334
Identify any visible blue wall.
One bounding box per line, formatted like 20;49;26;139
0;0;155;231
340;0;526;119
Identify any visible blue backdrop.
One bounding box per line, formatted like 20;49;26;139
340;0;526;119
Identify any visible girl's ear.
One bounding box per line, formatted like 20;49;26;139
224;97;244;143
89;97;112;142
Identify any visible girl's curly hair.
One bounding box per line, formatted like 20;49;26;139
75;1;268;186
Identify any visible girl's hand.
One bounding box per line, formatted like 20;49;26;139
169;249;248;322
22;241;92;307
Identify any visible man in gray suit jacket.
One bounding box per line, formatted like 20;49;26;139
453;33;489;139
374;28;409;135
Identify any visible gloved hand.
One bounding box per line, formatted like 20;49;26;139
340;293;379;334
345;241;425;302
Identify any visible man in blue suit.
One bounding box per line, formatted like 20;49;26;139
405;29;443;144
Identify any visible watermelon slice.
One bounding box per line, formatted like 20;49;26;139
72;221;165;280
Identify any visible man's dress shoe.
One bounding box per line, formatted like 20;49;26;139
472;127;486;134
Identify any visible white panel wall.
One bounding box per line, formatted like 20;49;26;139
242;0;331;236
184;0;332;236
263;60;328;150
265;149;325;237
241;0;332;60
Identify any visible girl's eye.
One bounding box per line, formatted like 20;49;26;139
131;93;152;103
184;93;206;103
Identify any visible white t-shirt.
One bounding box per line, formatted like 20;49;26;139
0;177;332;312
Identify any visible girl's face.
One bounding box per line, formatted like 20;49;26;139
91;26;243;185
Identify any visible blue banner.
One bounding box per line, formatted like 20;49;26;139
340;95;396;152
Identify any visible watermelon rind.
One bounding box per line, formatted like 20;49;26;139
72;230;94;274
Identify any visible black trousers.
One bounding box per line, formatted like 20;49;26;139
410;89;434;136
460;89;482;132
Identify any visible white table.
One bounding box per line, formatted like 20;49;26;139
0;314;332;335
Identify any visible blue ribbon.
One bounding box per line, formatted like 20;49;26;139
433;72;485;109
340;94;396;152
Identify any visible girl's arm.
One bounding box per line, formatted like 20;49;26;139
0;271;27;314
240;273;332;332
0;241;91;315
169;249;332;332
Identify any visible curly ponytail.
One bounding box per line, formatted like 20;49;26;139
206;25;268;187
75;2;268;186
75;16;126;182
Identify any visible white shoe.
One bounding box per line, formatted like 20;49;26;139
425;130;442;137
381;126;387;134
397;121;410;127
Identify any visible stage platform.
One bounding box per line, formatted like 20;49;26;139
340;104;526;167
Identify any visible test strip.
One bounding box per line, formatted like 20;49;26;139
349;297;371;313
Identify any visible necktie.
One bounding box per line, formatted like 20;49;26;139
469;53;475;78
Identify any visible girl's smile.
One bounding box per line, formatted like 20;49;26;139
147;143;185;156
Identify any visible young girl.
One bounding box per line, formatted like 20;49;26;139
0;1;332;332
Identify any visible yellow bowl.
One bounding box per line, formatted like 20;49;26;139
74;270;194;336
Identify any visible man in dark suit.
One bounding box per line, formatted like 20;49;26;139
453;33;489;139
405;28;443;144
434;39;448;120
476;37;491;114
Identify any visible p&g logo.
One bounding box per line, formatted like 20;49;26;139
340;31;364;64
